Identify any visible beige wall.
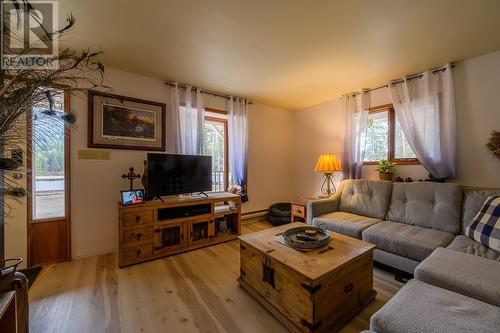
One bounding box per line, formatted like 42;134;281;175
292;50;500;199
453;50;500;186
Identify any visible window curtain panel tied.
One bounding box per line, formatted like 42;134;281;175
389;64;457;180
228;97;249;202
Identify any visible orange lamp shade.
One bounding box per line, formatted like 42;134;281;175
315;154;342;173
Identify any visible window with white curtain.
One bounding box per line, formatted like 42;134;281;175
363;104;418;163
203;109;228;192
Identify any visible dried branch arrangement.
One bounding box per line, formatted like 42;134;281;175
0;0;105;201
486;130;500;161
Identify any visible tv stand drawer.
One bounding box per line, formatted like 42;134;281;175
122;211;153;228
123;244;153;262
123;226;153;246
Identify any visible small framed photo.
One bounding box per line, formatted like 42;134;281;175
121;189;145;206
88;91;166;151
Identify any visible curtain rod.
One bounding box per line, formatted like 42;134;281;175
351;64;455;96
164;81;253;104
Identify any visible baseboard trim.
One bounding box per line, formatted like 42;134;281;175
242;209;267;223
71;248;116;261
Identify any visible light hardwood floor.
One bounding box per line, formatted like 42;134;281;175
29;221;403;333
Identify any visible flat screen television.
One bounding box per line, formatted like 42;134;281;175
147;153;212;197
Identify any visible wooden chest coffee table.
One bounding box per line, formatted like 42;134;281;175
238;222;376;333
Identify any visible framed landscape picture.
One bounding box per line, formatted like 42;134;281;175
88;91;166;151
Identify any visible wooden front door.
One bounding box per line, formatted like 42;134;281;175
27;89;71;267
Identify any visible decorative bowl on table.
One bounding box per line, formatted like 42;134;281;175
282;226;330;250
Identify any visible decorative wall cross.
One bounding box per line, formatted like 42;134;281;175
122;167;141;190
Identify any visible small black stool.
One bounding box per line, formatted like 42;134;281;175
267;202;292;226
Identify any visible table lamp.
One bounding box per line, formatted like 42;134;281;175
315;154;342;197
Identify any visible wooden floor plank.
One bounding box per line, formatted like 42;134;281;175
29;221;402;333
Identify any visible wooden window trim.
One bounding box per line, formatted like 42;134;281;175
205;107;228;115
204;114;229;192
363;104;420;165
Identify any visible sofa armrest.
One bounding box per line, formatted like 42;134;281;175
307;189;342;225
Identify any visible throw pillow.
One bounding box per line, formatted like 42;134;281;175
465;196;500;252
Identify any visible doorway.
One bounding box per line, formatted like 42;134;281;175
27;89;71;267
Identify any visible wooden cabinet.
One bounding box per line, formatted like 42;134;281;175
118;193;241;267
291;198;318;223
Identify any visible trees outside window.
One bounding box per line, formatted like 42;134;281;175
363;104;418;164
203;109;228;192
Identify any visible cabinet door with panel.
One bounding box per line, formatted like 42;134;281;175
154;222;187;254
189;220;215;245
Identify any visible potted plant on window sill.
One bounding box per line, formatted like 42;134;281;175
376;159;397;181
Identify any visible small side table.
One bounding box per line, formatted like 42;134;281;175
291;198;317;223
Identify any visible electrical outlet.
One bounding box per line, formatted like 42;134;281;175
78;149;110;160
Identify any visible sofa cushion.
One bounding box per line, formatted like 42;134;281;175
362;221;454;261
370;280;500;333
339;180;392;220
464;196;500;251
414;247;500;307
462;188;500;233
312;211;381;239
446;235;500;262
386;182;463;234
373;249;420;274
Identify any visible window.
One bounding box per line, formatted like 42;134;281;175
363;104;418;164
203;109;228;192
31;89;68;219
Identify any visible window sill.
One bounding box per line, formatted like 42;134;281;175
363;159;421;166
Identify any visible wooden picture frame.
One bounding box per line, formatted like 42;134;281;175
88;91;166;151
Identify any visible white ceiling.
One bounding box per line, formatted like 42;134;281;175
58;0;500;110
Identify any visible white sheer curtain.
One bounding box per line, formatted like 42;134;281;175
166;83;181;153
178;86;204;155
166;84;204;154
341;90;370;179
389;64;456;180
228;97;248;201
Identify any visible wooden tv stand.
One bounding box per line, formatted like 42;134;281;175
118;192;241;267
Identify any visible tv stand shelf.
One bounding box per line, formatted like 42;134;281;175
118;192;241;267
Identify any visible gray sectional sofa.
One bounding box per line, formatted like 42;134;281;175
308;180;500;274
308;179;500;333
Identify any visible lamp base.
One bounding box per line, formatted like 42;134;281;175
320;173;336;197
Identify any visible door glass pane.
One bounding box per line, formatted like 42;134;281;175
32;89;65;220
203;120;225;192
192;222;209;241
161;226;181;248
364;111;389;162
